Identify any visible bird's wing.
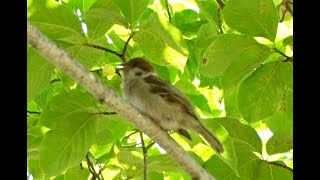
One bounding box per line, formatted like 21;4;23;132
144;75;198;120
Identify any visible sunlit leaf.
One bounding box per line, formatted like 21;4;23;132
238;61;292;122
27;46;54;102
28;0;84;44
223;0;278;41
134;29;187;71
40;112;97;176
114;0;149;27
40;90;98;129
200;119;239;176
201;34;271;86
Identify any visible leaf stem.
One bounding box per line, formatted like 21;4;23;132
83;43;123;58
165;0;172;23
272;47;293;62
121;32;135;62
86;154;102;180
140;132;147;180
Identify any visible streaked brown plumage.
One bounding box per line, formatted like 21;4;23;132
118;57;224;154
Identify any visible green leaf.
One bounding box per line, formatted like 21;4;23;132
174;79;198;95
214;117;262;152
200;119;239;176
32;81;64;109
39;112;97;176
196;23;219;48
90;128;114;159
64;0;96;13
204;140;260;179
164;172;191;180
221;45;272;91
223;0;278;41
224;84;242;118
283;35;293;47
65;44;104;69
200;34;271;87
27;46;54;102
238;61;292;122
89;0;114;9
147;154;184;173
114;0;149;27
187;94;212;116
28;126;46;160
84;8;128;40
63;165;91;180
105;116;132;140
117;149;143;166
40;90;98;129
195;0;219;24
266;133;293;154
140;12;188;56
254;161;293;179
265;90;293;136
133;29;187;71
146;172;164;180
28;159;44;179
172;9;205;37
28;0;84;44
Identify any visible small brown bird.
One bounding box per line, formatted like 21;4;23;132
117;57;224;154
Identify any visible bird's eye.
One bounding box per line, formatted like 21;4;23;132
135;72;142;76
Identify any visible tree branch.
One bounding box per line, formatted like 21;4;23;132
140;132;148;180
27;21;215;180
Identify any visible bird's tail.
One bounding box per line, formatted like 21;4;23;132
196;123;224;154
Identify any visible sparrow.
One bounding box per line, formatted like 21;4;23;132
117;57;224;154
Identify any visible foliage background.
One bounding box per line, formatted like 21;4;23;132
27;0;293;179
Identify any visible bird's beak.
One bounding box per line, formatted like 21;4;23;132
116;63;126;71
116;65;124;71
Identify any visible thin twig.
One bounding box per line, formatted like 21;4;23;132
86;154;102;180
272;48;293;62
266;161;293;172
217;9;224;34
216;0;225;10
165;0;172;23
123;143;142;148
123;130;139;140
27;111;41;115
121;32;135;62
83;43;122;58
140;132;147;180
50;78;61;84
145;141;155;150
96;112;117;115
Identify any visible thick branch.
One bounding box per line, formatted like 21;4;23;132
27;21;215;180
